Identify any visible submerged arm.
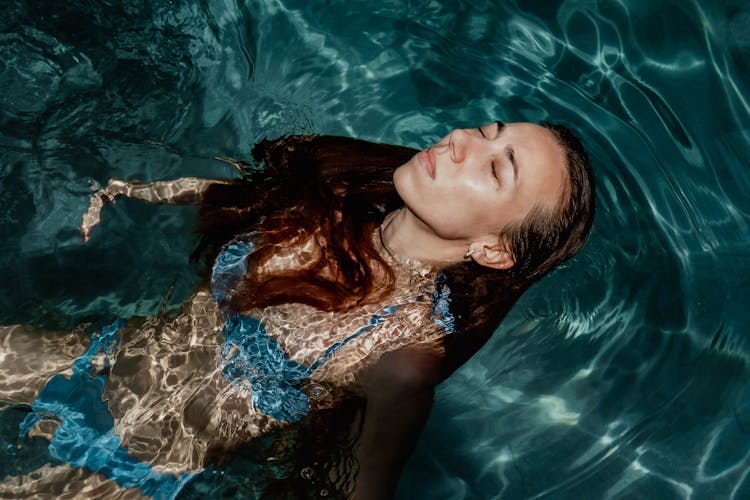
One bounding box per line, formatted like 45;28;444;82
80;177;228;242
353;347;442;499
100;177;222;205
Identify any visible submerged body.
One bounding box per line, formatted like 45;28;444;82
1;123;595;498
1;228;450;497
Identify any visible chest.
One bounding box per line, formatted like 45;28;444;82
252;293;433;368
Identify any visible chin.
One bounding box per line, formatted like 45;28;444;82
392;162;414;201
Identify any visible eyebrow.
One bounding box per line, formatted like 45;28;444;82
495;121;518;185
494;120;505;138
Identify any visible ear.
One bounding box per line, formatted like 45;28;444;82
470;238;515;271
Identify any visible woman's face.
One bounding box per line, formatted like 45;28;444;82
393;121;568;242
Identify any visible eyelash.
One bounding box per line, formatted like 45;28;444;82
477;127;500;182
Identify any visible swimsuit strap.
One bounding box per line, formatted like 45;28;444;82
219;303;404;422
210;239;255;308
304;304;403;375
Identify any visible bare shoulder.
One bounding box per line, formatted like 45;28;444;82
359;344;443;393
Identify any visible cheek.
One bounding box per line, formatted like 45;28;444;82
423;199;489;239
449;192;506;233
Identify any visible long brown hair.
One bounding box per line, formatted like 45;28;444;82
195;135;414;312
195;127;595;378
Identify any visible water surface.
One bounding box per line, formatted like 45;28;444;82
1;0;749;498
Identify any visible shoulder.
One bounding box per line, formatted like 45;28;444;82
360;299;446;392
358;344;443;394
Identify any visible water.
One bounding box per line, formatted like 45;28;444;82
1;0;749;498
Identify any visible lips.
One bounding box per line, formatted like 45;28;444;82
418;149;436;179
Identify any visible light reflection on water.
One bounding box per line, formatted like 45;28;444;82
0;0;749;498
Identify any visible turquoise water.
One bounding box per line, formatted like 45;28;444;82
1;0;749;498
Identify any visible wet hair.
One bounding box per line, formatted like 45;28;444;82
195;135;411;313
194;127;595;377
502;122;596;283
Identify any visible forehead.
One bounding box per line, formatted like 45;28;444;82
506;122;561;156
507;122;568;207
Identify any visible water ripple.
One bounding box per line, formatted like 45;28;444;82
1;0;749;498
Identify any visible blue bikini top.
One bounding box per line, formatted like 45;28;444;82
209;238;454;422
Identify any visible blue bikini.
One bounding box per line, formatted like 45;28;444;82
18;321;194;499
18;238;455;498
211;239;455;422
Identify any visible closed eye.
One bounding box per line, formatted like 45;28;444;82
506;146;517;185
478;127;500;183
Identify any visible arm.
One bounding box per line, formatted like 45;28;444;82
80;177;228;242
98;177;223;205
353;346;443;500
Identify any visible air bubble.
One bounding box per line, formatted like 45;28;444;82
300;467;314;479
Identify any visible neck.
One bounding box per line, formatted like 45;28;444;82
379;207;467;271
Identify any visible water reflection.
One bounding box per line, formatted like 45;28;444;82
0;0;749;498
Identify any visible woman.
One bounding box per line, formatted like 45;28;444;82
1;121;595;499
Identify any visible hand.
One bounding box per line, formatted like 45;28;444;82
79;179;128;242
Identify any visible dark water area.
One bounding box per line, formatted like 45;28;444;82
1;0;749;498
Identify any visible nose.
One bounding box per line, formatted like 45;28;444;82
448;128;477;164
